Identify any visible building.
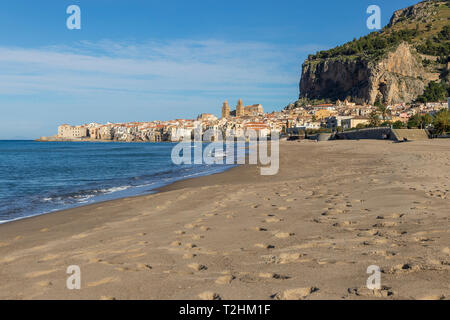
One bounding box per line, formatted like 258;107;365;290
244;122;270;138
244;104;264;116
314;109;335;120
326;116;352;129
197;113;218;122
57;124;88;139
221;100;230;118
341;117;370;129
236;99;245;117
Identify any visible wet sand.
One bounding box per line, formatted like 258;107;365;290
0;140;449;300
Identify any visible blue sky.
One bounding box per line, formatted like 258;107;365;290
0;0;418;139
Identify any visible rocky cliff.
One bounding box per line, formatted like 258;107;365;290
299;0;449;104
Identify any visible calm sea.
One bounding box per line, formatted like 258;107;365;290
0;141;235;223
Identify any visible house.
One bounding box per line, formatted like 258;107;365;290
57;124;88;139
341;117;370;129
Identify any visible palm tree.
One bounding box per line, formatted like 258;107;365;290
376;103;391;121
433;109;450;135
369;111;381;127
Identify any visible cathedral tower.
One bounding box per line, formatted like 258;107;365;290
221;100;230;118
236;99;244;117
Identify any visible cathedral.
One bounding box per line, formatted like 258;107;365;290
221;99;264;118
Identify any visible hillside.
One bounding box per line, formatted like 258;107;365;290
299;0;450;105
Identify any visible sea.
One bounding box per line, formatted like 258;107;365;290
0;140;236;224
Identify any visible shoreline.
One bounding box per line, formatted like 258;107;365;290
0;163;241;227
1;140;449;300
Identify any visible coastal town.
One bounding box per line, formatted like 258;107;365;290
44;98;449;142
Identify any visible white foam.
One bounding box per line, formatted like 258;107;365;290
100;185;132;194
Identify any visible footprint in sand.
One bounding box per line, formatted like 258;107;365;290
347;286;394;298
264;217;283;223
258;273;290;280
274;232;295;239
273;287;319;300
35;281;53;287
265;252;304;264
183;253;197;259
255;243;275;249
254;227;268;232
203;213;217;217
215;275;235;284
279;253;304;264
188;263;207;271
332;221;357;227
198;292;221;300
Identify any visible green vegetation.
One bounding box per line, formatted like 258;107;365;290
285;97;333;110
346;109;448;134
392;120;407;129
368;110;381;127
415;81;450;103
406;110;449;134
416;25;450;56
433;108;450;134
307;1;450;68
375;101;391;120
310;29;422;61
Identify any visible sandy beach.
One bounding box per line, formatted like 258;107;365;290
0;140;449;300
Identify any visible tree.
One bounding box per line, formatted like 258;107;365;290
368;111;381;127
376;103;391;120
422;113;434;128
356;123;367;129
408;114;422;128
392;120;406;129
433;109;450;135
416;81;448;103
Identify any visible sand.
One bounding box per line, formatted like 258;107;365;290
0;140;449;300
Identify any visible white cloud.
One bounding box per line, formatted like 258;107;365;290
0;39;324;96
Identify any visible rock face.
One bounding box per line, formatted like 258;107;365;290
300;42;428;104
388;0;443;27
299;0;449;104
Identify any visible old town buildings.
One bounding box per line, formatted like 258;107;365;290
53;99;448;142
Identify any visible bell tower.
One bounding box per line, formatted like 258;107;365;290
236;99;244;117
221;100;230;118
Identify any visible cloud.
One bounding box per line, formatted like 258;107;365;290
0;39;324;96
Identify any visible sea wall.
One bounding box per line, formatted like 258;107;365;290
334;128;395;140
